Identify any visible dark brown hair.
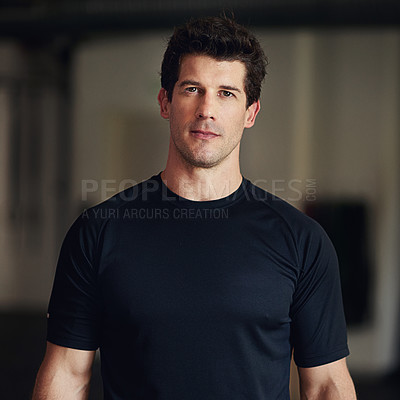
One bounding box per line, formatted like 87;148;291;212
161;15;268;108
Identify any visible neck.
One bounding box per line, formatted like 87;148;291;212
161;160;243;202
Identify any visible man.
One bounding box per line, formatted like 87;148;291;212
33;16;356;399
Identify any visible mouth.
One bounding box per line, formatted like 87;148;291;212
190;130;220;140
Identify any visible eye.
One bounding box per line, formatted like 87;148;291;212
185;87;198;93
221;90;234;97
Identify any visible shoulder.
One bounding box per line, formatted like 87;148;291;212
243;179;335;267
244;178;324;235
79;174;160;222
65;174;162;248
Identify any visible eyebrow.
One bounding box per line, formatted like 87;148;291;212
178;80;200;88
178;80;242;94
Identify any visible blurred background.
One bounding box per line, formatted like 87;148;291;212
0;0;399;399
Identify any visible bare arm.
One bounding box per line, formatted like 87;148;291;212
32;342;96;400
298;358;357;399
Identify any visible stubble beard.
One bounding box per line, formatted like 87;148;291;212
171;126;241;170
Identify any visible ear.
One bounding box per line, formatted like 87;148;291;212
158;88;170;119
244;100;261;129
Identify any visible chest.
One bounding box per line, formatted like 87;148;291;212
98;213;298;331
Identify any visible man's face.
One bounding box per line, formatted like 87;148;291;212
158;54;260;169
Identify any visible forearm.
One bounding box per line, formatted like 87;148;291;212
32;363;91;400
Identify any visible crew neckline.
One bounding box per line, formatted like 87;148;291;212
155;172;248;209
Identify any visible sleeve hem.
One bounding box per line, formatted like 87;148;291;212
294;346;350;368
47;335;99;351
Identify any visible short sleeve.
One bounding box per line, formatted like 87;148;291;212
290;221;349;367
47;212;102;350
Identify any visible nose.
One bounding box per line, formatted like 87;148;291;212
195;94;215;120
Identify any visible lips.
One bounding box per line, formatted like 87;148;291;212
190;130;219;139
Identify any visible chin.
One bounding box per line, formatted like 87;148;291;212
182;154;222;168
177;146;226;169
186;159;219;169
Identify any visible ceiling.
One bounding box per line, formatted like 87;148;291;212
0;0;399;43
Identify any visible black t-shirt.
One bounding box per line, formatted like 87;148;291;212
47;173;349;399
